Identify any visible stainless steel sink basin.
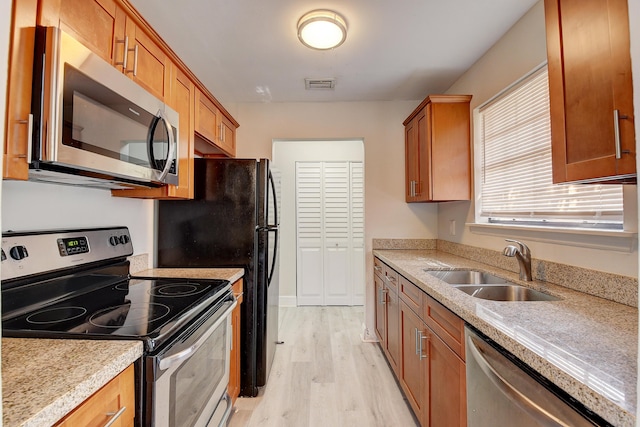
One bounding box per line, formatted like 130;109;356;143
425;269;561;301
453;285;561;302
425;270;509;285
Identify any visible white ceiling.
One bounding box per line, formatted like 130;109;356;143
128;0;539;105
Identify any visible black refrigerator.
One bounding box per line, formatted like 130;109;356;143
156;158;279;397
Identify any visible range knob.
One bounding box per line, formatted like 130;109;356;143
109;236;120;246
1;249;6;261
9;245;28;260
119;235;130;245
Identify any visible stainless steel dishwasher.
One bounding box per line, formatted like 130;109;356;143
465;326;611;427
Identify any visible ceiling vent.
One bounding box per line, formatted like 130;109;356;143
305;78;336;90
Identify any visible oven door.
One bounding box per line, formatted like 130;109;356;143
147;295;236;427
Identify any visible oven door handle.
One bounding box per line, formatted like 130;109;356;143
158;297;237;371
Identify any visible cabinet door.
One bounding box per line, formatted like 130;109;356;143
400;301;428;424
415;107;431;201
55;364;135;427
386;286;401;374
124;19;170;101
405;115;419;202
374;273;386;344
427;330;466;427
4;0;37;180
405;108;430;202
545;0;636;183
39;0;126;68
218;114;237;156
431;101;471;200
195;89;221;146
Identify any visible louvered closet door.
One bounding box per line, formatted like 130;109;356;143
350;162;365;305
296;163;324;305
323;163;350;305
296;161;364;306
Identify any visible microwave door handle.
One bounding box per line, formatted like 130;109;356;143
152;108;176;182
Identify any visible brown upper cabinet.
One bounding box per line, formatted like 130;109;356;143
403;95;472;202
38;0;170;101
545;0;636;184
195;88;237;158
4;0;238;198
4;0;38;180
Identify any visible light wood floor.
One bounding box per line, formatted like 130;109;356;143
228;306;418;427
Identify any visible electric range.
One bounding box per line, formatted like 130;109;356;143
1;227;236;426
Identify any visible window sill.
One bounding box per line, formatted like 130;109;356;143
467;222;637;253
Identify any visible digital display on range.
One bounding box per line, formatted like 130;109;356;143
57;236;89;256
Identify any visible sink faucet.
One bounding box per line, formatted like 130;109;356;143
502;239;533;281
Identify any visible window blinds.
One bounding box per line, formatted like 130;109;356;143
478;66;623;225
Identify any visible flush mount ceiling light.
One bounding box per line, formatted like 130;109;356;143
297;9;347;50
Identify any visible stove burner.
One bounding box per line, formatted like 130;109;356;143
26;307;87;325
151;282;208;297
89;303;170;328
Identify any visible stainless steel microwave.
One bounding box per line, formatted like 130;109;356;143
29;26;179;190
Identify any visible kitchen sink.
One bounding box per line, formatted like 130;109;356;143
425;270;510;285
453;284;561;302
425;269;561;302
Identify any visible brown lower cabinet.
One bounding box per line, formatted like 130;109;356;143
374;269;401;375
228;279;244;405
376;257;466;427
54;364;135;427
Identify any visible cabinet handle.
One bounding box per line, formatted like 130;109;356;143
614;109;622;159
386;275;396;283
379;288;387;305
410;180;415;197
125;44;139;76
374;266;382;272
115;37;129;70
415;180;420;196
219;123;225;143
414;328;420;355
16;114;33;160
416;330;428;360
103;406;126;427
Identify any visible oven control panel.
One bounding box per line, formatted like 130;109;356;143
1;227;133;281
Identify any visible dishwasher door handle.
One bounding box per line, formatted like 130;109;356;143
467;333;571;426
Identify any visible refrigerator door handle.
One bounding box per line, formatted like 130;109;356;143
267;227;278;286
268;170;279;227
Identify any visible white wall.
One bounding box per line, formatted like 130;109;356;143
1;182;155;260
440;0;638;278
272;139;364;305
234;101;438;334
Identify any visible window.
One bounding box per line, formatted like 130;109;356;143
476;65;623;229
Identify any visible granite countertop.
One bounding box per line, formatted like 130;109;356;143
373;249;638;427
2;338;143;427
134;268;244;283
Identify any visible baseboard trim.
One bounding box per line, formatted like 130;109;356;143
360;322;378;342
279;296;297;307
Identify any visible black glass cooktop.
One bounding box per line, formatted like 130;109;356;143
2;270;230;352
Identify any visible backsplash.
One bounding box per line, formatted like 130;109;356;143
372;239;436;250
372;238;638;307
128;254;149;274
